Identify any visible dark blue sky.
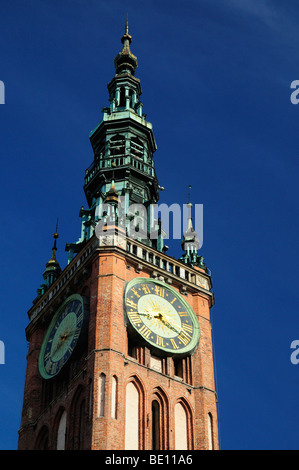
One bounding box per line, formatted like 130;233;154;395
0;0;298;450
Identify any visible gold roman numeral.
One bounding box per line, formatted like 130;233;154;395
131;287;140;298
154;286;164;297
178;311;189;317
141;284;151;294
126;298;137;309
156;336;165;347
73;330;80;341
139;325;151;338
177;332;190;346
170;338;179;349
182;323;193;334
128;312;141;325
77;312;84;323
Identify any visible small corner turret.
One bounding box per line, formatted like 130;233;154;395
34;222;61;303
180;187;206;271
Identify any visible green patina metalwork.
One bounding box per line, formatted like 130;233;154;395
65;19;163;261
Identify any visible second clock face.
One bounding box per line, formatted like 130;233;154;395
38;294;86;379
124;278;200;356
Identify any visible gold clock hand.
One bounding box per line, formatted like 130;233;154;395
138;311;155;319
51;338;64;356
51;329;73;355
61;328;76;339
156;313;181;334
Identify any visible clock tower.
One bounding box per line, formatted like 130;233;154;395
18;21;219;451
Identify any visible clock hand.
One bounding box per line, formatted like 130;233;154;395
136;311;182;334
51;338;65;356
137;311;155;319
138;312;169;323
159;316;181;334
61;328;76;339
138;310;179;328
51;329;74;356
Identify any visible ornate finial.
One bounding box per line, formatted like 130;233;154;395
114;17;137;75
52;218;59;250
125;13;129;35
48;218;60;263
121;14;132;45
55;217;59;234
186;185;193;230
188;185;192;205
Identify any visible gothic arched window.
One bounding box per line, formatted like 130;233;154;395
111;375;118;419
151;387;169;450
125;377;145;450
152;400;160;450
98;373;106;417
35;426;49;450
174;400;193;450
69;385;86;450
208;412;214;450
56;409;67;450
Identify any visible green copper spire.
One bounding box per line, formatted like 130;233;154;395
66;20;164;263
34;220;62;302
114;16;138;75
180;187;206;269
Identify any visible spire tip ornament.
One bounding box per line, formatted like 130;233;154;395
34;219;62;302
125;13;129;35
114;16;137;75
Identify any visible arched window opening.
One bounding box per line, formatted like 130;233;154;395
98;373;106;417
69;385;85;450
35;426;49;450
56;410;67;450
208;412;214;450
78;400;85;450
111;375;118;419
151;387;169;450
119;87;126;107
175;402;188;450
152;400;160;450
129;89;134;108
125;381;140;450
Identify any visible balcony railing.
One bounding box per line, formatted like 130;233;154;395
85;154;155;185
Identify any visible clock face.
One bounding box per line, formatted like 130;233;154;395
38;294;86;379
124;279;200;356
